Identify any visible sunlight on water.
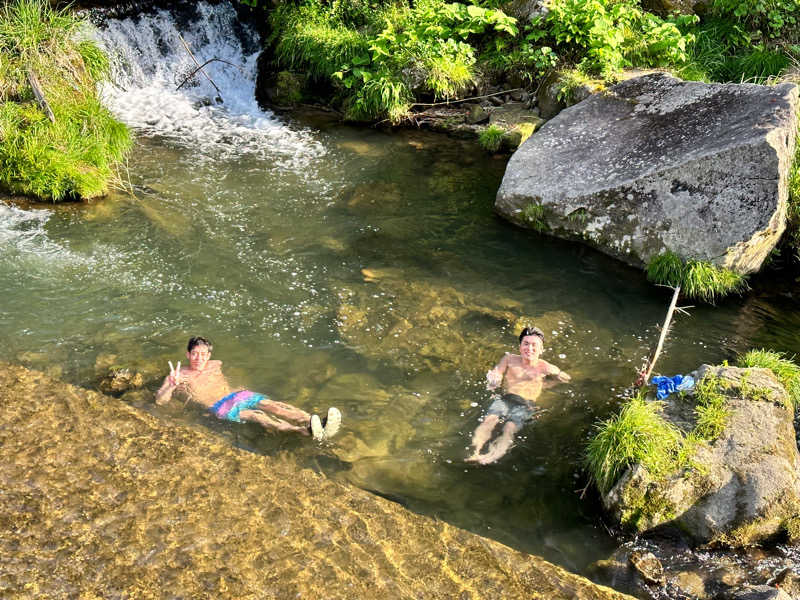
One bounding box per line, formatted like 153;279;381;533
3;1;800;582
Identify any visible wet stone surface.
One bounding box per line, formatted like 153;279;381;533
0;363;632;599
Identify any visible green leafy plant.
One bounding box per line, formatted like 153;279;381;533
710;0;800;40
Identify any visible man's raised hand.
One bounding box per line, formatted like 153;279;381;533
168;360;182;387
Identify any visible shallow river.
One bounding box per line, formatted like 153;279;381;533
2;1;800;580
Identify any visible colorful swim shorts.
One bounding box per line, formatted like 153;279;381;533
210;390;265;423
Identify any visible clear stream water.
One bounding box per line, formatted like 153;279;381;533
3;1;800;581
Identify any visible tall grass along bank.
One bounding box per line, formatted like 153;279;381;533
0;0;131;202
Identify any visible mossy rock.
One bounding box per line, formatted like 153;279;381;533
275;71;305;107
600;365;800;546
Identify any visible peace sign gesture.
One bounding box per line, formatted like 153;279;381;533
168;360;182;387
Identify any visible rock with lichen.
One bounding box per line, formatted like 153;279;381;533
603;365;800;546
498;73;799;275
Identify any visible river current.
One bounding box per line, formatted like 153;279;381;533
3;1;800;581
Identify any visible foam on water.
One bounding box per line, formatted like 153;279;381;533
0;204;56;256
94;2;324;165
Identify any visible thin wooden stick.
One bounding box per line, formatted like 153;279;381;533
408;87;525;109
177;34;223;103
175;58;244;92
27;69;55;123
637;285;681;387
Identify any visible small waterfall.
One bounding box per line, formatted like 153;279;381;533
94;1;324;163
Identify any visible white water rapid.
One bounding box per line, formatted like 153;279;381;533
94;1;325;165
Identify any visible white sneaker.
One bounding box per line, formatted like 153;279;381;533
310;414;325;441
323;407;341;439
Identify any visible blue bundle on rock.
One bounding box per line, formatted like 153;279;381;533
651;375;695;399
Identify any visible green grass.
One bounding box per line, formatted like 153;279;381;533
585;393;684;494
478;124;505;152
0;0;131;201
738;349;800;410
270;3;371;80
521;202;550;232
647;251;749;303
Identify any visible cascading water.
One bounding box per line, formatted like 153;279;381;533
94;1;324;165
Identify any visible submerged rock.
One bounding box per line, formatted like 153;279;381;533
497;73;799;275
0;363;632;599
603;365;800;546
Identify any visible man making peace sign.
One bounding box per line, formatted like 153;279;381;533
156;336;341;441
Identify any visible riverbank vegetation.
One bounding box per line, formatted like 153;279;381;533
0;0;131;201
262;0;798;124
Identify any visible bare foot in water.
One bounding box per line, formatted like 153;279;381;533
465;453;481;463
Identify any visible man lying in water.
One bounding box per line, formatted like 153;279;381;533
155;336;341;441
466;327;570;465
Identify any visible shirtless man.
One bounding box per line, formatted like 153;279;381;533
155;336;341;441
466;327;570;465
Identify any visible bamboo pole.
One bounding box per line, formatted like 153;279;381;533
637;285;681;387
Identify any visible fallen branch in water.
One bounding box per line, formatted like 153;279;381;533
176;34;241;103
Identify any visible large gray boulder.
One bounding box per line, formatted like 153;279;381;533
496;73;799;274
603;365;800;546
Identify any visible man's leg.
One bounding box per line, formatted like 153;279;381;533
239;409;310;435
477;421;519;464
465;414;500;462
256;398;312;426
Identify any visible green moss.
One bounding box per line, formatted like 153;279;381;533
619;485;677;530
738;348;800;411
785;515;800;543
478;124;505;152
275;71;304;106
646;250;749;303
501;122;536;150
692;374;730;440
0;0;131;201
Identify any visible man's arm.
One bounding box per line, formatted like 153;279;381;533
486;353;510;390
155;375;176;405
547;362;571;383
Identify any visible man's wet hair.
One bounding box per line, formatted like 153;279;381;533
519;327;545;344
187;336;212;352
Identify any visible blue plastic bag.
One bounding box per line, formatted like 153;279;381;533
651;374;695;399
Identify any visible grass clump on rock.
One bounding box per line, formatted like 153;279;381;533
478;124;505;152
692;374;730;439
0;0;131;201
646;250;748;303
738;349;800;411
585;393;684;494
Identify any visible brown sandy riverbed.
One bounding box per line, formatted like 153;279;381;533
0;363;632;599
